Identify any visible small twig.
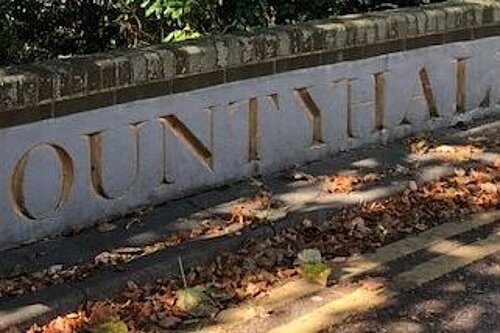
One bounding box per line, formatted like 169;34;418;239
178;257;188;288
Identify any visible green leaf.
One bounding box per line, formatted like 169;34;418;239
296;249;331;286
176;285;206;312
297;248;323;265
164;25;201;42
298;263;332;287
90;319;129;333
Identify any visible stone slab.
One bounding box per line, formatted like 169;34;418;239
0;37;499;249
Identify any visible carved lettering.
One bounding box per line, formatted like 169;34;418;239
248;97;260;161
3;37;500;250
243;94;281;162
419;68;439;118
480;87;492;108
456;58;467;113
11;144;74;220
87;123;143;199
346;79;354;137
374;73;385;130
458;55;500;110
160;115;213;169
294;88;324;145
384;65;441;128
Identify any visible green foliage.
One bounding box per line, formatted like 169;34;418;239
128;0;218;42
143;0;198;20
90;319;129;333
165;25;202;43
0;0;126;65
297;249;332;286
0;0;437;66
297;248;324;265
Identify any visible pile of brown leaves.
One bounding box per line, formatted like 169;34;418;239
0;191;283;300
407;133;437;154
27;312;87;333
322;172;381;194
28;164;500;332
229;191;275;224
406;134;484;162
430;144;483;162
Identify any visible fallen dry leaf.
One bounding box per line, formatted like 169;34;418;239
26;155;500;332
348;217;370;234
323;171;383;195
229;192;274;224
431;144;483;162
408;180;418;191
48;265;63;275
157;316;181;329
361;278;386;291
324;174;357;194
494;157;500;169
97;222;118;233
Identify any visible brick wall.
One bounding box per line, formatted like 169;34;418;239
1;0;499;128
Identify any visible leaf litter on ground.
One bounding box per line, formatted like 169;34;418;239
0;190;285;300
26;161;500;332
12;129;490;306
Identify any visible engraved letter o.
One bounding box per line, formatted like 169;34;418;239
10;144;74;220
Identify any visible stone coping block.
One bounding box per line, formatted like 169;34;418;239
0;0;500;127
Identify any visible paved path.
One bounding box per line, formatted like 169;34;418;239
197;211;500;333
329;252;500;333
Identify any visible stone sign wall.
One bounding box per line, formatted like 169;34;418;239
0;1;500;249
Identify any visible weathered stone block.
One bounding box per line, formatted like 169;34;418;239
0;76;20;110
425;8;447;32
388;13;409;39
114;54;133;87
143;49;164;81
7;67;40;106
128;51;148;83
173;40;217;75
275;25;315;54
154;46;175;79
310;21;346;50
